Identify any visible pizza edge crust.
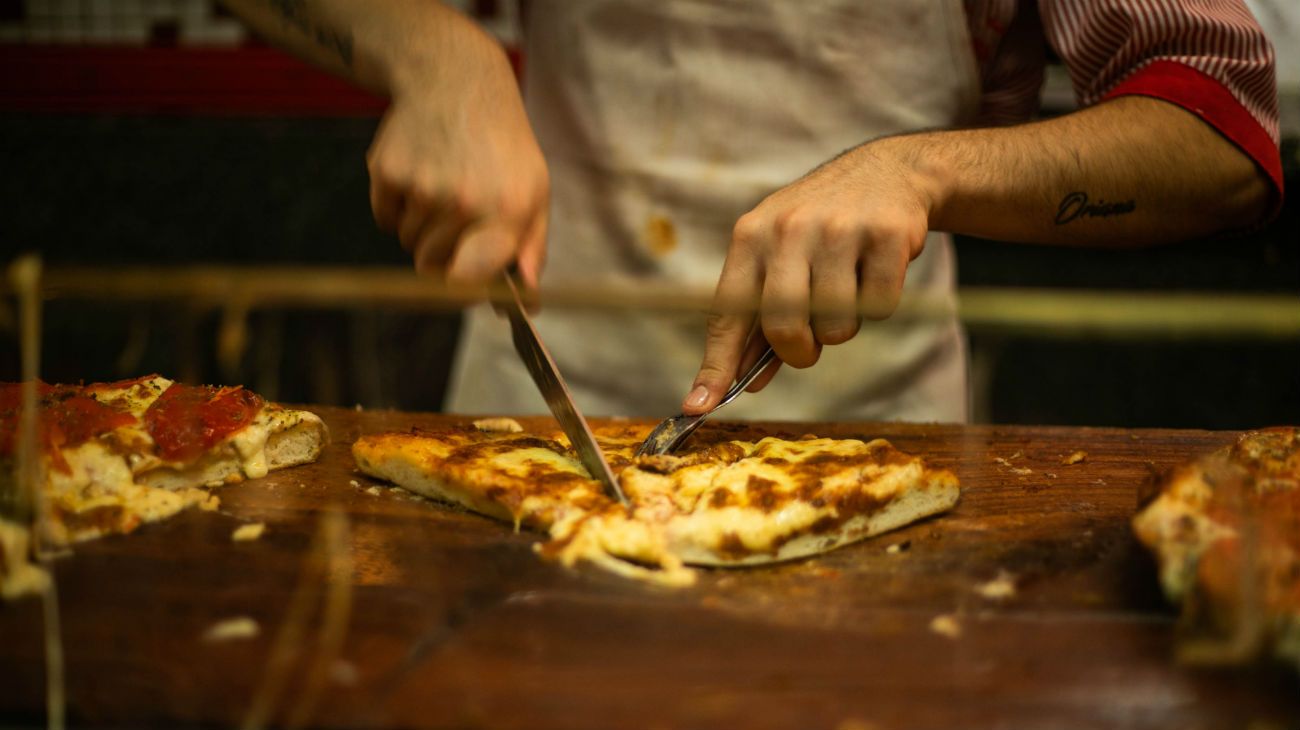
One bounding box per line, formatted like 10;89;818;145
673;468;960;566
352;435;516;525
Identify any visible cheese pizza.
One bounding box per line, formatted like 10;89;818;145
1133;427;1300;665
353;419;959;585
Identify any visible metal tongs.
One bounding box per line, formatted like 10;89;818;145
634;346;777;457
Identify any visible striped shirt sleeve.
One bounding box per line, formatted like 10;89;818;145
1039;0;1283;203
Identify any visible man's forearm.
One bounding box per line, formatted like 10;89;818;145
897;96;1272;246
218;0;504;98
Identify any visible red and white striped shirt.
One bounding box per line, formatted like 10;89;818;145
965;0;1282;200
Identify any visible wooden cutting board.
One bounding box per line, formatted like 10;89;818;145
1;408;1296;729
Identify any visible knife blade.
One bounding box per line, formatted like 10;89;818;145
500;268;628;505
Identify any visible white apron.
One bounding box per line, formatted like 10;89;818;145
449;0;980;422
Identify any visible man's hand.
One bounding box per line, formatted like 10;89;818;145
682;141;933;414
218;0;550;288
681;96;1272;415
367;43;549;289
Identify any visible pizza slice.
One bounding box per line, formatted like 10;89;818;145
1132;427;1300;665
353;419;959;585
0;375;327;546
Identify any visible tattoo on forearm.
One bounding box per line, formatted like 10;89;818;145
264;0;354;67
1054;191;1136;225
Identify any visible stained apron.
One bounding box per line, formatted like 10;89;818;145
450;0;981;422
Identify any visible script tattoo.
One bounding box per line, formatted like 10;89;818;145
1054;191;1136;225
265;0;354;67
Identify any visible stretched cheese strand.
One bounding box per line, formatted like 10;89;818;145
9;253;65;730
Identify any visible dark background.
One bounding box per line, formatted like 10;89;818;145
1;114;1296;428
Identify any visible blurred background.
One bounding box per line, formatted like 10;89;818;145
0;0;1296;427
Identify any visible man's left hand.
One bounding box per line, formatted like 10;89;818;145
681;140;934;414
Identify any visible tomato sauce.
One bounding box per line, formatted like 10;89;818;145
144;383;264;463
0;381;137;472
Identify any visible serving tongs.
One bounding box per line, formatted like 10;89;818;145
634;346;777;457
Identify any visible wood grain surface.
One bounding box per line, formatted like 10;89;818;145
1;408;1297;729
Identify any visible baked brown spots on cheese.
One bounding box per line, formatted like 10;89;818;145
718;532;748;560
354;425;960;586
746;476;780;513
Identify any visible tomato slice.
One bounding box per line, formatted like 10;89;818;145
144;383;265;463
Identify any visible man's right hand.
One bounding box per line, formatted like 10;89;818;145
366;29;549;289
217;1;550;287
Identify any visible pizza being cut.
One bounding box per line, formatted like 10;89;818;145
353;419;959;585
1133;427;1300;665
0;375;327;547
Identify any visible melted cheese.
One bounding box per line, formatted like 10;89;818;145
231;421;270;479
0;519;50;600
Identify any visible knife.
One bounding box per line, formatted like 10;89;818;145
500;268;629;505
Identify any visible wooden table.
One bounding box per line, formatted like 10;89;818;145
2;409;1297;729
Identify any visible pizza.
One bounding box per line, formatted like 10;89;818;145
353;419;959;585
0;375;327;547
1132;427;1300;664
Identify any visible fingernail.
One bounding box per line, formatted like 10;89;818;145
685;385;709;409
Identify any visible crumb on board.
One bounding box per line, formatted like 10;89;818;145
473;417;523;433
886;540;911;554
331;660;360;687
199;493;221;511
995;456;1034;475
929;614;962;639
349;479;360;488
201;616;260;642
231;523;266;542
1061;450;1088;465
975;571;1018;601
365;486;383;496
